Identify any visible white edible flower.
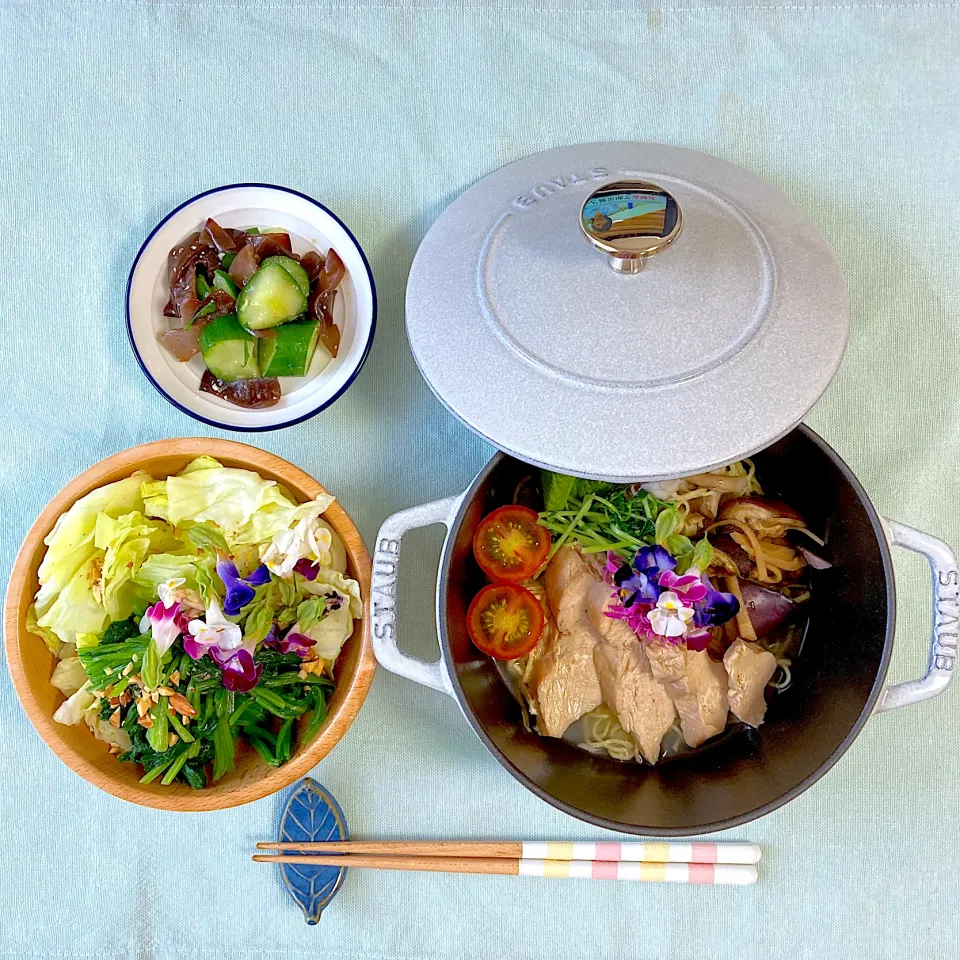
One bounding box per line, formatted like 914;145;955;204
260;508;333;580
648;591;695;638
187;595;243;653
156;577;204;617
157;577;185;607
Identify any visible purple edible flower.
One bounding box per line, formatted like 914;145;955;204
693;578;740;627
605;597;656;639
606;545;678;608
658;568;708;603
141;600;189;655
293;559;320;581
182;634;206;660
262;622;317;658
261;623;281;649
279;629;317;658
210;647;263;693
216;556;271;616
634;545;677;580
606;553;659;607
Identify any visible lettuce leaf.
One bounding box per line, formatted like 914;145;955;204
300;568;363;620
95;512;176;620
84;710;133;753
144;460;296;542
655;505;683;546
50;657;88;697
296;596;328;632
241;585;279;643
36;556;109;648
35;472;150;619
26;604;61;654
541;471;576;513
301;602;355;662
52;682;95;725
133;551;217;606
184;522;230;554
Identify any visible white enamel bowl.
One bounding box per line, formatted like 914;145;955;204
127;184;376;431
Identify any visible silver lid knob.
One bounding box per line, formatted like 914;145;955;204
580;179;682;273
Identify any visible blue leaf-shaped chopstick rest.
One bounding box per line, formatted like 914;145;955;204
278;778;349;924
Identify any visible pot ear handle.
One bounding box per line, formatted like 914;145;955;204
874;519;959;713
370;496;463;698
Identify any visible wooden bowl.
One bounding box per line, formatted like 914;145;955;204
4;439;375;811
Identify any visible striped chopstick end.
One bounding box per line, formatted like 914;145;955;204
520;841;761;865
517;859;757;886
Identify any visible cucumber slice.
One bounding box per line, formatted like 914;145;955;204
213;269;239;299
221;252;236;269
196;273;212;298
259;318;322;377
236;262;308;330
261;256;310;298
199;314;260;382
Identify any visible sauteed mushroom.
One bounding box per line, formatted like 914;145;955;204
709;535;753;579
717;496;807;539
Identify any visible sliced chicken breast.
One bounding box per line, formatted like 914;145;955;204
584;581;676;763
533;547;603;737
645;641;688;696
672;651;729;747
724;638;777;727
646;642;729;747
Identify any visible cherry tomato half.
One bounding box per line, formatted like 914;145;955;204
473;505;551;582
466;583;545;660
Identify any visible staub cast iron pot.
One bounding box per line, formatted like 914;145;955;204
371;144;958;833
371;427;958;834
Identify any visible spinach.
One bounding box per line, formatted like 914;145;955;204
98;617;141;645
79;636;151;691
106;627;336;788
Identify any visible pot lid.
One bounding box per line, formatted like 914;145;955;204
405;142;849;482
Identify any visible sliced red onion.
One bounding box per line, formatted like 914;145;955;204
798;545;833;570
740;581;796;638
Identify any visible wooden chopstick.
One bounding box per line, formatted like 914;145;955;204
255;840;761;865
252;853;757;885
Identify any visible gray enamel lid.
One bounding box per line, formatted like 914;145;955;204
405;142;849;482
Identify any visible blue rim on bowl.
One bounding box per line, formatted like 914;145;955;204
126;183;377;432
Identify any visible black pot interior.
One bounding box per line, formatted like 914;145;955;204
440;426;895;834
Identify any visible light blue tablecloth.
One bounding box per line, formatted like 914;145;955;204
2;2;959;957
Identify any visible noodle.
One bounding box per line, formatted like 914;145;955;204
505;654;538;729
771;659;792;690
724;575;758;641
580;704;641;761
791;526;826;547
754;541;799;565
687;474;748;493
